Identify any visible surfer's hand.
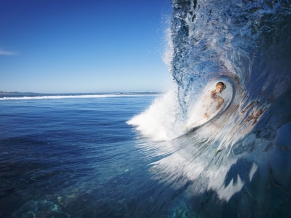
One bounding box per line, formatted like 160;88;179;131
204;113;210;119
211;90;216;98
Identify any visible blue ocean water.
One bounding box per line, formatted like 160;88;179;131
0;94;183;217
2;0;291;217
1;92;290;218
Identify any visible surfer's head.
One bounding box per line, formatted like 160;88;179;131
216;82;226;93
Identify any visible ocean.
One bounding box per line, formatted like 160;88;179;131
1;90;290;218
2;0;291;217
0;94;178;217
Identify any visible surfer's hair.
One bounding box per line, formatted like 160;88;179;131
216;82;226;90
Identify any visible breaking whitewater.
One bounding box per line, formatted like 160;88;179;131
128;0;291;216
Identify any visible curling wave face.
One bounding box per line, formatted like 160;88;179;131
129;0;291;216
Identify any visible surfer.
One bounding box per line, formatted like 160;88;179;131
203;82;226;119
186;81;226;130
186;82;226;130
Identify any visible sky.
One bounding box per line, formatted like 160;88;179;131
0;0;172;93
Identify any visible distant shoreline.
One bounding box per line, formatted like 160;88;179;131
0;91;161;95
0;91;162;99
0;91;38;96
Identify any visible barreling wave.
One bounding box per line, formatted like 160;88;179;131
129;0;291;216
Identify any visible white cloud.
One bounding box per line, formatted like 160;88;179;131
0;49;19;55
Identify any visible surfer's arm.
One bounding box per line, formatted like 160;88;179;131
210;90;216;99
202;90;215;103
216;97;224;109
